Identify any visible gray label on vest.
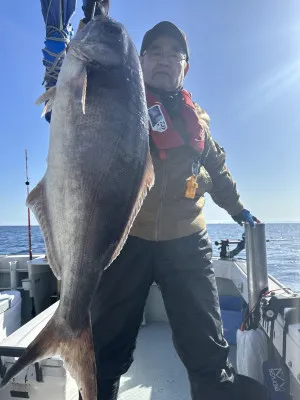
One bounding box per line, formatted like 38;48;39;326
148;105;167;133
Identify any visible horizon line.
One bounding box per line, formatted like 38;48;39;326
1;221;300;227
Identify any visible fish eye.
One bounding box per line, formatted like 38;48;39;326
103;21;122;36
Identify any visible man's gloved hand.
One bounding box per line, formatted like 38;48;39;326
232;209;260;227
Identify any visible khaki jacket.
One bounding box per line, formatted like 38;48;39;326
130;99;244;241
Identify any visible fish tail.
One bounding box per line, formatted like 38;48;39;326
0;311;97;400
60;315;97;400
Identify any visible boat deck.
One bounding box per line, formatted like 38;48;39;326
119;322;237;400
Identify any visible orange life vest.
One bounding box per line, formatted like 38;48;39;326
147;89;205;160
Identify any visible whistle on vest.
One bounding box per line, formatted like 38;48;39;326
185;174;198;199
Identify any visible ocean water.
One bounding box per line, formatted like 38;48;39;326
0;223;299;292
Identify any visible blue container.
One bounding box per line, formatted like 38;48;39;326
219;296;246;345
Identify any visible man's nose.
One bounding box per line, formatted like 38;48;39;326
157;55;170;66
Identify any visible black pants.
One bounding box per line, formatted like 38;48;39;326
91;231;270;400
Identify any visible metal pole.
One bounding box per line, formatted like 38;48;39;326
245;223;269;328
9;261;18;290
25;150;33;261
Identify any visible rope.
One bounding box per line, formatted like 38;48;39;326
42;24;73;90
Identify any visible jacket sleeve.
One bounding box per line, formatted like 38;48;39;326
193;103;243;216
202;130;244;216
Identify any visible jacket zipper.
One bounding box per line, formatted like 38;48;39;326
155;162;168;241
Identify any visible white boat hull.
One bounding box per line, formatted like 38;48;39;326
0;255;299;399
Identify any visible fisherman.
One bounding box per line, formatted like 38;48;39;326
88;20;270;400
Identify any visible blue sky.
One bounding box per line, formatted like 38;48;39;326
0;0;299;225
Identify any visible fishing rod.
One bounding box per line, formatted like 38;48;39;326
25;149;33;261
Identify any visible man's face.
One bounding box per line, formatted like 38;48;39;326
140;35;189;91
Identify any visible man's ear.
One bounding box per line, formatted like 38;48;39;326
184;62;190;77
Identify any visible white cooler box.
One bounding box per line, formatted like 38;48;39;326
0;302;79;400
0;291;22;343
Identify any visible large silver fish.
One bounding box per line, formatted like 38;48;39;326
0;13;154;400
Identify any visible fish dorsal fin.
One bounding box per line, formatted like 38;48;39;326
109;151;154;266
26;178;62;279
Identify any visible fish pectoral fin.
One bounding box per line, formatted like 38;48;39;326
72;67;88;114
26;178;62;280
0;312;97;400
110;151;155;264
81;67;87;114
